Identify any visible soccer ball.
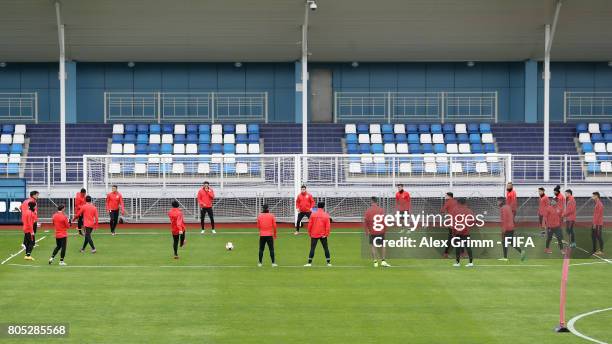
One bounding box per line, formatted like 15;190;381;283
225;242;234;251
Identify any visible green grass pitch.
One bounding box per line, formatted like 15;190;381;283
0;227;610;344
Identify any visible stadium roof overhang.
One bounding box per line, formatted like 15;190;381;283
0;0;611;62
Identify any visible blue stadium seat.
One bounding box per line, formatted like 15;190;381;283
161;143;173;154
223;143;235;154
248;124;260;134
430;124;442;134
112;134;123;143
357;123;369;134
602;123;612;134
186;134;198;144
223;124;235;133
484;143;496;153
421;144;433;153
211;143;223;154
418;124;430;133
411;159;424;173
591;133;604;142
479;123;491;133
468;123;479;133
598;154;610;161
576;123;588;133
148;144;161;154
199;124;211;133
123;134;136;143
383;134;395;143
136;144;148;154
7;163;19;174
346;134;358;144
137;124;149;133
248;134;260;143
457;133;469;143
445;133;457;143
437;164;449;174
186;124;198;134
434;144;446;154
409;144;421;154
471;143;483;154
408;134;419;144
469;133;481;144
442;123;454;134
198;144;210;154
359;144;371;153
406;124;418;134
347;144;358;154
125;124;137;134
162;124;174;134
149;124;161;134
2;124;14;133
381;124;393;134
582;142;593;153
199;133;211;144
371;144;384;154
587;162;600;173
604;133;612;142
10;144;23;154
236;134;248;143
174;134;186;144
395;134;407;143
136;134;148;144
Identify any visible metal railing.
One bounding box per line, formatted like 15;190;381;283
334;91;498;123
104;91;268;123
0;92;38;123
564;91;612;123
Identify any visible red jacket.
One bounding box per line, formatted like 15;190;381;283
593;199;604;226
395;191;411;212
538;195;549;216
52;211;70;239
74;203;99;229
75;192;87;213
21;197;38;222
22;208;35;234
453;205;474;236
257;212;277;239
106;191;125;213
500;204;514;232
197;188;215;208
543;205;562;228
296;192;315;212
441;198;458;214
308;209;331;238
506;189;517;214
364;204;386;235
555;193;565;212
563;196;576;222
168;208;186;235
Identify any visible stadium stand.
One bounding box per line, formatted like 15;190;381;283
0;124;27;175
576;122;612;174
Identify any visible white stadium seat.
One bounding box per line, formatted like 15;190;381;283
148;156;160;164
399;163;411;173
369;124;381;134
173;144;185;154
197;163;210;174
425;162;437;173
446;144;459;154
123;143;135;154
211;154;223;164
211;124;223;134
360;155;373;164
224;134;235;144
134;163;147;174
373;154;385;164
172;163;184;174
345;124;357;134
601;162;612;173
370;134;382;144
435;155;448;163
584;152;597;162
0;134;12;144
607;143;612;152
358;134;370;144
149;134;161;144
12;134;24;144
224;155;236;164
349;163;362;173
394;124;406;134
432;133;444;144
475;162;488;173
161;134;173;144
174;124;186;135
588;123;600;134
112;124;124;134
111;143;122;154
236;144;248;154
236;124;247;134
458;143;471;153
161;155;173;164
451;162;463;173
455;123;467;134
14;124;26;135
396;143;409;153
481;133;494;143
486;154;499;162
594;142;606;153
423;154;436;163
420;133;432;144
8;155;20;164
578;133;591;143
248;143;260;154
109;163;121;174
0;154;7;163
384;143;396;154
186;144;198;154
236;162;248;174
211;134;223;144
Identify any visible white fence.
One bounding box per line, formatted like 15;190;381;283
334;91;497;123
104;92;268;123
564;91;612;122
0;92;38;123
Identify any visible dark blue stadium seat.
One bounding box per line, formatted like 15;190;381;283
248;124;260;134
347;144;358;154
198;144;210;154
409;144;421;154
136;144;148;154
445;133;457;143
211;144;223;154
591;133;604;142
223;124;235;133
442;123;454;134
136;134;148;144
602;123;612;134
484;143;496;153
604;133;612;142
406;124;418;134
383;134;395;143
10;144;23;154
598;154;610;161
137;124;149;133
430;124;442;134
359;144;370;153
468;123;479;133
2;124;14;133
395;134;407;143
576;123;588;133
418;124;430;133
185;134;198;144
408;134;419;144
199;133;210;143
357;123;369;134
236;134;248;143
469;133;481;144
112;134;123;143
382;124;393;134
372;144;383;154
125;124;137;134
422;144;433;153
162;124;173;134
457;133;469;143
479;123;491;133
346;134;358;144
150;124;161;134
471;143;483;154
148;144;160;154
186;124;198;134
434;144;445;154
248;134;260;143
199;124;210;133
123;134;136;143
174;134;185;144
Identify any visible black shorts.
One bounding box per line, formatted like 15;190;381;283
369;234;385;245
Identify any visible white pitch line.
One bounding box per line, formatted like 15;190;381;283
1;236;47;265
569;261;609;267
567;307;612;344
569;243;611;264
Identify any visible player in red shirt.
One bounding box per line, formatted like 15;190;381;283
168;200;186;259
553;185;565;213
22;201;36;260
20;190;39;248
395;184;411;213
563;189;577;248
49;204;70;265
197;181;216;234
506;182;517;218
538;187;549;236
452;198;474;267
73;195;99;253
498;198;526;261
105;185;125;236
295;185;315;235
74;188;87;236
364;197;390;267
256;204;277;267
441;192;458;258
305;201;332;267
591;192;604;255
543;198;564;254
